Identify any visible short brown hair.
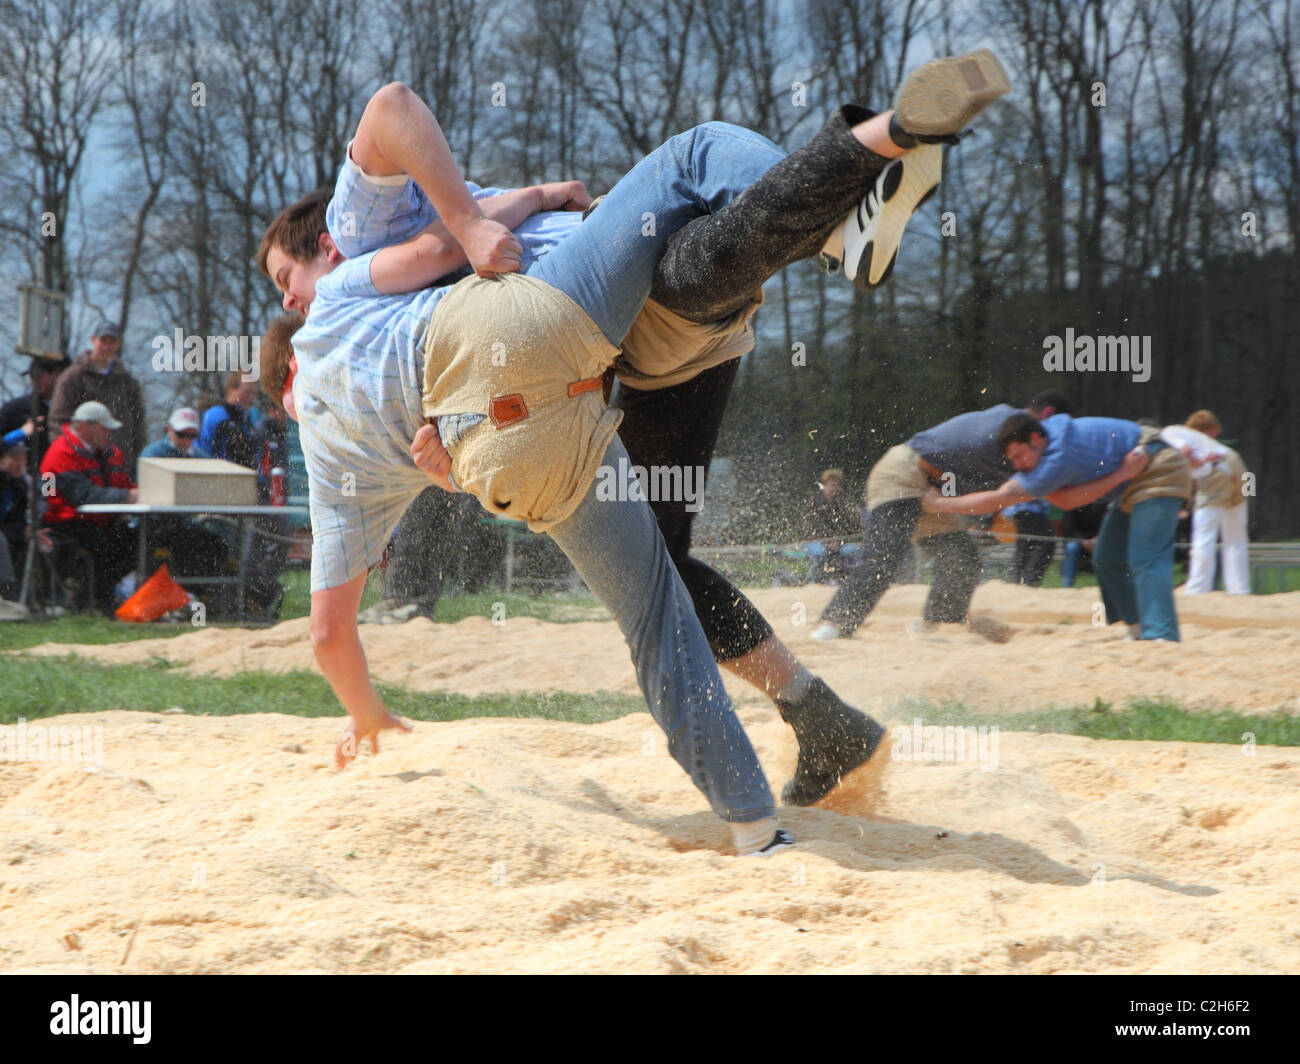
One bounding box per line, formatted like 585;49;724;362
261;314;305;408
256;189;331;278
819;468;844;484
998;411;1046;452
1185;409;1221;434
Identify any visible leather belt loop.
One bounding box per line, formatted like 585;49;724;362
566;374;604;399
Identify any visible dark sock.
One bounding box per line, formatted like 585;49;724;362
650;105;892;323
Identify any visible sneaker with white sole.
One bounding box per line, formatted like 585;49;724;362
809;621;846;640
820;48;1010;288
835;144;943;290
740;828;797;857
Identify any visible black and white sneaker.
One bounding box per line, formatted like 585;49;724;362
829;143;943;291
820;49;1009;287
741;828;797;858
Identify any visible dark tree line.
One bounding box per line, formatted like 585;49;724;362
0;0;1295;536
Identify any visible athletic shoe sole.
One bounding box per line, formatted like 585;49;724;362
740;828;797;857
839;143;943;290
893;48;1012;139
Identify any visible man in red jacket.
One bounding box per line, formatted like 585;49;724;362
41;401;139;613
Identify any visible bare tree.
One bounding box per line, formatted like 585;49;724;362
0;0;115;300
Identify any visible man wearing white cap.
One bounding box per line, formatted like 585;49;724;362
139;407;212;468
39;400;139;613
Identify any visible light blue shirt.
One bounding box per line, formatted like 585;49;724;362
1014;415;1142;500
295;257;446;592
300;153;584;592
139;437;211;462
326;146;581;270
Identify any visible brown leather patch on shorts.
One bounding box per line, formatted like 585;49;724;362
489;394;529;428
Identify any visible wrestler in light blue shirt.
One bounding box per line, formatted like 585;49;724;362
299;152;585;592
293;252;448;593
1014;415;1142;501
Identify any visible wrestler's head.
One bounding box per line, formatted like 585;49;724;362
1185;409;1221;438
257;189;339;315
997;412;1048;472
818;468;844;499
261;313;306;420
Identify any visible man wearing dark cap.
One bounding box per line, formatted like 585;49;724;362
0;354;70;472
48;321;147;472
0;436;49;606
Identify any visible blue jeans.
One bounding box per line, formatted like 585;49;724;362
1061;539;1084;587
1094;496;1183;641
548;437;774;823
525;123;793;821
526;122;786;346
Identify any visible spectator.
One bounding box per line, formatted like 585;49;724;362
246;401;292;615
139;407;211;464
40;401;139;614
199;372;259;467
800;467;860;583
48;321;147;473
134;406;234;604
1;438;52;603
0;355;71;472
251;402;290;502
1004;498;1055;585
1163;410;1251;595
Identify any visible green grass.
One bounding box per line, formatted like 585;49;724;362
886;695;1300;747
0;574;605;655
0;655;642;725
0;614;207;653
3;649;1294;748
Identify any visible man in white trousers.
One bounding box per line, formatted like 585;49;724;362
1162;410;1251;595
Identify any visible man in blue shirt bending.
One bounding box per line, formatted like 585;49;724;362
923;412;1190;641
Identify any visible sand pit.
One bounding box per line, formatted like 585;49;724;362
2;709;1298;974
4;583;1297;973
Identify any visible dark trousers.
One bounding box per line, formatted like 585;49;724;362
820;498;982;631
148;519;230;583
1010;511;1055;586
383;487;460;614
246;516;290;609
651;104;890;323
49;520;136;612
612;360;774;662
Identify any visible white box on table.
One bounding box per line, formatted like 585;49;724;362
137;458;257;506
